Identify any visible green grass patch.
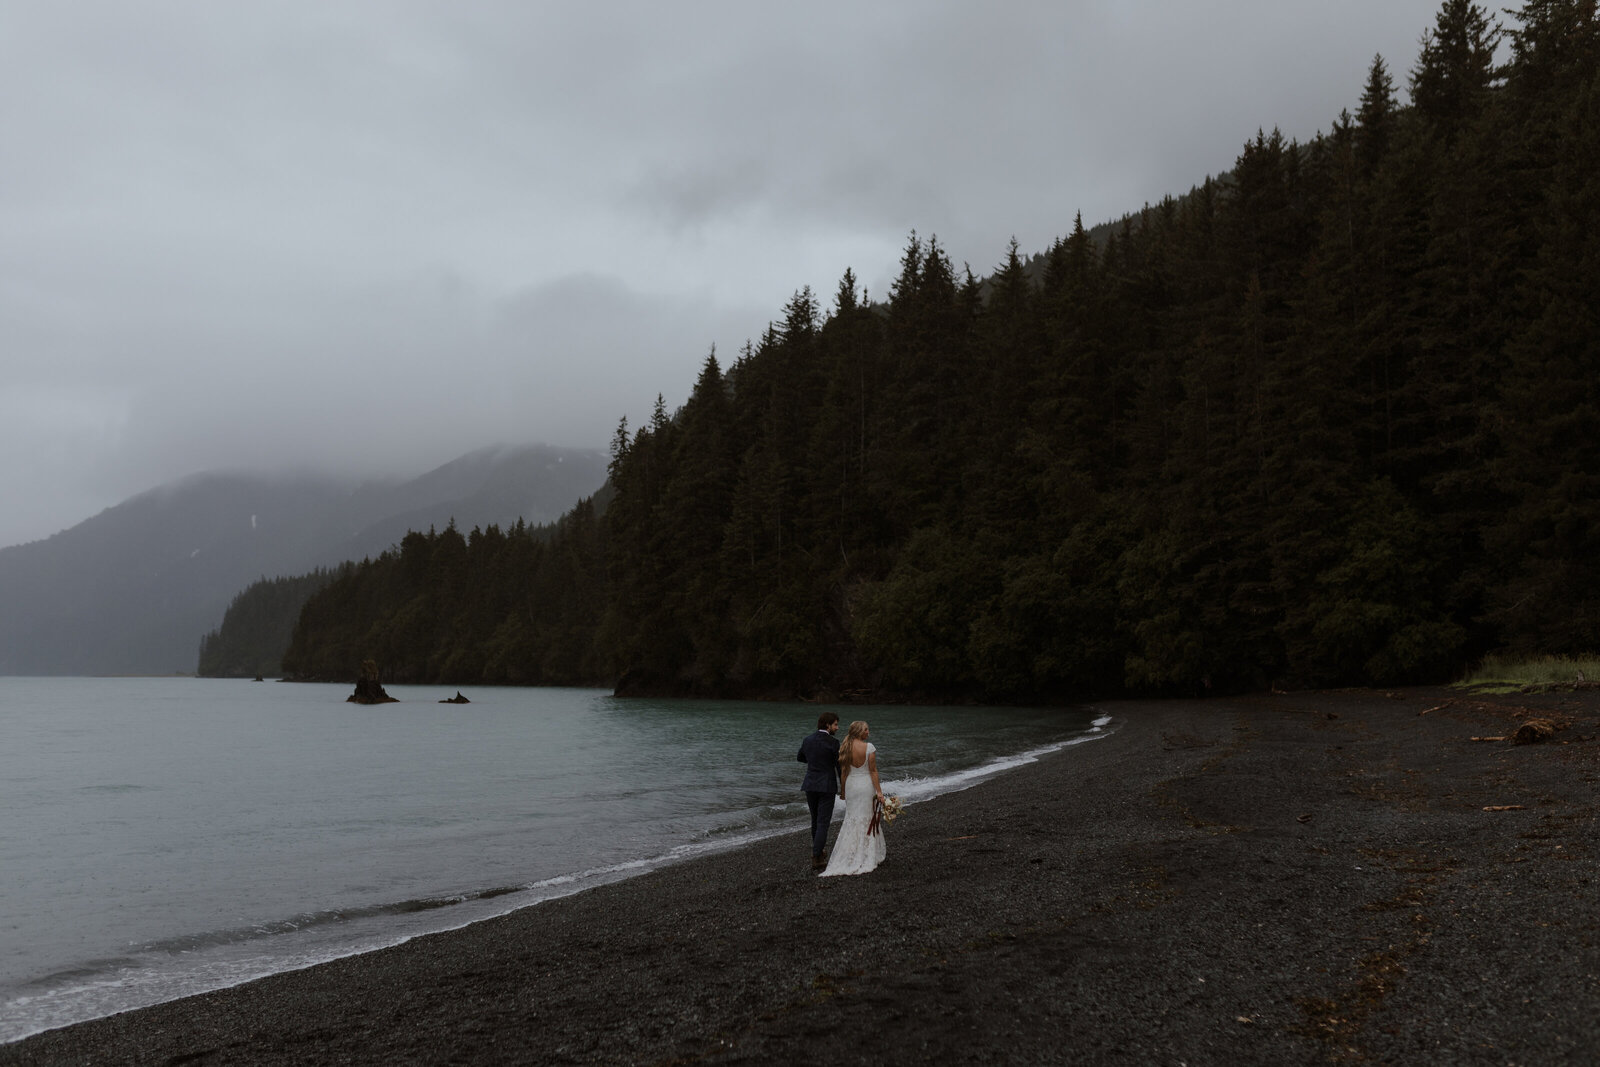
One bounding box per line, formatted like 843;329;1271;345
1454;654;1600;692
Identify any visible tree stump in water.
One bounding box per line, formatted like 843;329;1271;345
348;659;398;704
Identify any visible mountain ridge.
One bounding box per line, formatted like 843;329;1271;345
0;444;607;676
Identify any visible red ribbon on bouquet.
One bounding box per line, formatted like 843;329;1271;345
868;795;884;837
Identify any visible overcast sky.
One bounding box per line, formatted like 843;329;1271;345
1;0;1456;548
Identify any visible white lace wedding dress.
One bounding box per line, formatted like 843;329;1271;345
820;742;886;877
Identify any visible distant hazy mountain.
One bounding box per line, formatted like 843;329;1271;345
0;444;608;676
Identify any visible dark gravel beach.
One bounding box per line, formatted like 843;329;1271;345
6;688;1598;1065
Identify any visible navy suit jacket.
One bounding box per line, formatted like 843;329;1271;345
798;730;840;793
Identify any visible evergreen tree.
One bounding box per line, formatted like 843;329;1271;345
1356;55;1398;175
1411;0;1501;137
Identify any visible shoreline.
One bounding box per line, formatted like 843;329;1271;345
5;687;1597;1064
0;708;1107;1047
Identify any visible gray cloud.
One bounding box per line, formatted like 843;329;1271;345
1;269;756;543
1;0;1449;546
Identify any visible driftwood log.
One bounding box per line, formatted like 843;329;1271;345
1512;718;1556;744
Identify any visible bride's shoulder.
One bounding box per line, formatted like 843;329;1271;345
867;742;876;754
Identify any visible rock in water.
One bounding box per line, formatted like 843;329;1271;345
348;659;399;704
439;691;471;704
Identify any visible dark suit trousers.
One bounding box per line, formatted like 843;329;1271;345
805;789;836;857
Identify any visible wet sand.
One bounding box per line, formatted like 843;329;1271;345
5;688;1597;1065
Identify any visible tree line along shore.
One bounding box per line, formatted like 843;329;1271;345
202;1;1600;702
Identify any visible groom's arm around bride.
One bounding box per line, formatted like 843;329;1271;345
797;711;841;870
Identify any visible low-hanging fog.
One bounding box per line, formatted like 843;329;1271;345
0;0;1448;548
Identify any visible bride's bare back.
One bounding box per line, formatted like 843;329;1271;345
821;733;887;877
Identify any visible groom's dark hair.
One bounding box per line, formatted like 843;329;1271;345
817;711;840;729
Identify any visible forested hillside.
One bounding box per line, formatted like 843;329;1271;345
198;569;343;678
283;1;1600;700
282;505;606;685
0;443;604;678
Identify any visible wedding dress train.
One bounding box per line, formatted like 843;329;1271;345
820;742;886;877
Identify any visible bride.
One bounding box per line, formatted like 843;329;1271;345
820;720;886;877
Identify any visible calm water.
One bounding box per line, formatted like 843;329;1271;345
0;677;1107;1042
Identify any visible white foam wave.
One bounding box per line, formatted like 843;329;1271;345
884;715;1111;803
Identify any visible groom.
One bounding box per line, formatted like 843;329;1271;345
797;711;841;870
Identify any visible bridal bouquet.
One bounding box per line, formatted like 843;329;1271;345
869;794;904;836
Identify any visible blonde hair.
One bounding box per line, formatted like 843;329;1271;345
838;720;869;768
